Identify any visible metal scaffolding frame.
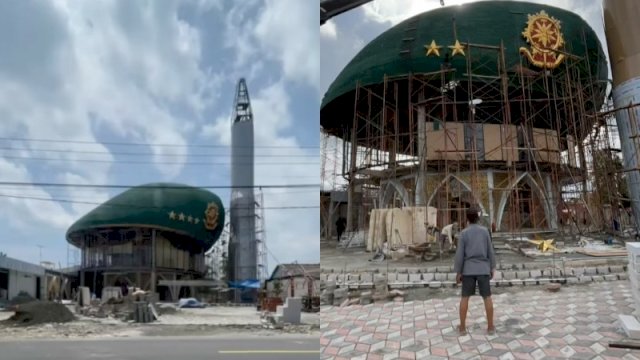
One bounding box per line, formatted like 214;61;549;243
320;34;632;241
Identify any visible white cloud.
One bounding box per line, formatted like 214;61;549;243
224;0;319;91
0;158;76;230
321;20;338;39
0;0;221;231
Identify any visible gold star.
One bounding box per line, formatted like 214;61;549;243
178;213;185;221
527;239;557;252
448;40;465;57
425;40;442;57
187;215;193;223
168;211;176;220
194;218;200;224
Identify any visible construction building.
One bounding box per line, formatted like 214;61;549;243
66;183;225;301
320;1;627;247
0;255;46;301
265;263;320;302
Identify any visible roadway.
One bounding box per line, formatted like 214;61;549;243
0;335;319;360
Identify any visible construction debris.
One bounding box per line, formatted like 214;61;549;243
5;301;74;326
575;236;628;257
545;283;561;292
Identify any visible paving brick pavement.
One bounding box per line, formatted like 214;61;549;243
320;280;640;359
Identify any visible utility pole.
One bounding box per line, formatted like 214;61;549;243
37;245;43;264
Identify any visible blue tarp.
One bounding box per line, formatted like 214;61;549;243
227;279;260;289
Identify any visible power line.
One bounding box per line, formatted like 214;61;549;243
0;146;319;158
0;193;318;210
0;155;318;166
0;182;319;189
0;137;319;149
0;187;319;196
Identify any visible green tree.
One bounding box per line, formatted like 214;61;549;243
592;149;629;207
272;280;283;298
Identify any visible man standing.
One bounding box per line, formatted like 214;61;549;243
336;216;347;242
453;205;496;335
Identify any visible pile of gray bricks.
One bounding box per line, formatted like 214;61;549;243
320;264;628;291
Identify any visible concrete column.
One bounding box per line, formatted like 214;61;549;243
487;170;495;226
545;174;558;229
151;229;157;294
347;130;358;231
415;104;427;206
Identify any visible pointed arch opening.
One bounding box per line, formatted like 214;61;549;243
379;180;412;208
496;172;550;231
426;174;487;228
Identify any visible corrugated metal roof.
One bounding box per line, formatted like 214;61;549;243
268;263;320;280
0;255;45;276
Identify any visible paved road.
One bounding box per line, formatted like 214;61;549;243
0;335;319;360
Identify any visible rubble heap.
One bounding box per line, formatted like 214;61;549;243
5;301;74;326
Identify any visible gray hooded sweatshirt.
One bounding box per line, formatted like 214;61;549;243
453;224;496;276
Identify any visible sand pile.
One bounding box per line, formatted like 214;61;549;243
5;301;75;326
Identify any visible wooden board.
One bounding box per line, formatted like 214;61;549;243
483;124;518;162
533;128;560;164
576;249;628;257
426;122;465;161
567;135;577;167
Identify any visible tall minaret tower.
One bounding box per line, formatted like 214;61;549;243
229;78;257;302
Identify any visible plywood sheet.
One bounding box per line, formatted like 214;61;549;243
576;249;628;257
482;124;518;162
367;210;377;252
533;128;548;162
567;135;577;167
409;206;438;244
426;122;465;160
385;208;413;247
484;124;502;161
367;209;388;251
532;128;560;164
546;129;561;164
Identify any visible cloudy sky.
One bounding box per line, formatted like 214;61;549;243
320;0;610;189
0;0;319;273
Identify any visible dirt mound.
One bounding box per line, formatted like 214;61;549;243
8;291;35;306
6;301;75;326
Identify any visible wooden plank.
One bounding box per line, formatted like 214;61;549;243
484;124;503;161
567;135;577;167
609;340;640;350
575;249;628;257
502;125;518;163
426;122;465;161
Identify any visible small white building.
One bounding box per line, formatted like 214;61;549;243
0;254;46;301
265;263;320;300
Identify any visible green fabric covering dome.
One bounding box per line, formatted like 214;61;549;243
321;1;607;117
66;183;225;251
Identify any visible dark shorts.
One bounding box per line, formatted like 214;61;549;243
461;275;491;298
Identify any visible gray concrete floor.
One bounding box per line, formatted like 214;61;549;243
0;335;319;360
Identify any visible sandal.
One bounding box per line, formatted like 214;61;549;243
487;327;496;336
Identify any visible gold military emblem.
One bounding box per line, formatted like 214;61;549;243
204;202;219;230
519;10;565;69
